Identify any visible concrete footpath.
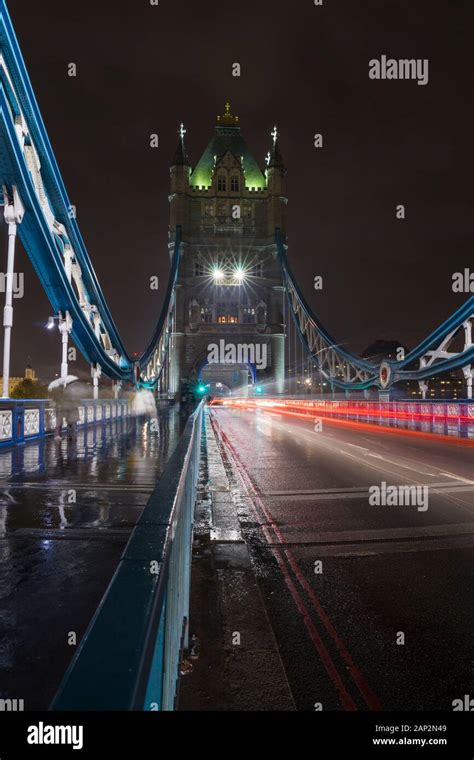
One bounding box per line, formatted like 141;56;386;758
178;410;295;711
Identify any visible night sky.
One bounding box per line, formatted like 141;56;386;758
1;0;472;381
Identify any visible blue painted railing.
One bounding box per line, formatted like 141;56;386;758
0;398;131;448
51;400;204;711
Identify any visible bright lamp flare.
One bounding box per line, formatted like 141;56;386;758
212;267;224;282
234;266;246;283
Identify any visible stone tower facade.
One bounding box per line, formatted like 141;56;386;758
168;103;287;397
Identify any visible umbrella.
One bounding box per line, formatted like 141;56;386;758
48;375;79;391
61;380;90;401
132;389;157;416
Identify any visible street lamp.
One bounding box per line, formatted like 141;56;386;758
1;185;24;398
47;311;73;380
212;267;224;283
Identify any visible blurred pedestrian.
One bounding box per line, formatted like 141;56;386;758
48;375;80;441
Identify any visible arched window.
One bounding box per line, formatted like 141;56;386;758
230;176;239;192
200;306;213;323
217;175;227;192
242;307;255;324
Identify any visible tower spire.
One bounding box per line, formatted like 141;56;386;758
268;124;285;169
171;122;190;166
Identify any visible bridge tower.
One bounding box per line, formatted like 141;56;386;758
168;104;287;398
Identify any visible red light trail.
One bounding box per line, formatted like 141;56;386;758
212;398;474;448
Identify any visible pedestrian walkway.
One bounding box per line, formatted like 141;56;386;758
178;410;295;710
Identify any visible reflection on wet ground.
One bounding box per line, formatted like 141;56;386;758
0;408;185;709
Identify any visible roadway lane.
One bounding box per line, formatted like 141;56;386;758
209;406;474;711
0;409;185;709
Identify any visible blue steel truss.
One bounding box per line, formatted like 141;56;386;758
277;231;474;393
0;0;178;386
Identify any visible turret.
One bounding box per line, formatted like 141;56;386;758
266;126;287;236
169;123;190;235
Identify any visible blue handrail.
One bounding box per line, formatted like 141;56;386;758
50;401;204;711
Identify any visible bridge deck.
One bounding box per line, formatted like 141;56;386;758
0;409;185;710
182;406;474;711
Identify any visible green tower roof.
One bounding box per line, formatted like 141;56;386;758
190;103;266;190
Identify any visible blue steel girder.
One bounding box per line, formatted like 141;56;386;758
139;228;181;388
0;0;177;387
276;231;380;390
276;229;473;391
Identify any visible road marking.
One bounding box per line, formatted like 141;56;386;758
251;411;473;483
263;484;474;502
364;452;438;476
217;409;474;516
265;485;372;495
211;411;381;711
439;471;474;485
264;482;471;496
343;442;371;453
283;534;474;558
267;522;474;544
336;447;439;478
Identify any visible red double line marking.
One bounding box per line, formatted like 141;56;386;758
211;412;381;712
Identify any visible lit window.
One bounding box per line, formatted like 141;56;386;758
217;315;239;324
242;307;255;324
216;301;239;324
201;306;212;323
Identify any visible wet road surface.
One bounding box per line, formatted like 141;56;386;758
210;406;474;711
0;409;185;709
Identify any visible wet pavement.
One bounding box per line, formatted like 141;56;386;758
205;407;474;711
179;413;295;711
0;408;185;710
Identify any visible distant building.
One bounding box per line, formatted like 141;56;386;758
9;364;38;395
361;339;407;362
407;370;465;401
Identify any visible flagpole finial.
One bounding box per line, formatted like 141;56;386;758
217;100;239;125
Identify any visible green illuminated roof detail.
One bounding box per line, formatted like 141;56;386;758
190;123;266;190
